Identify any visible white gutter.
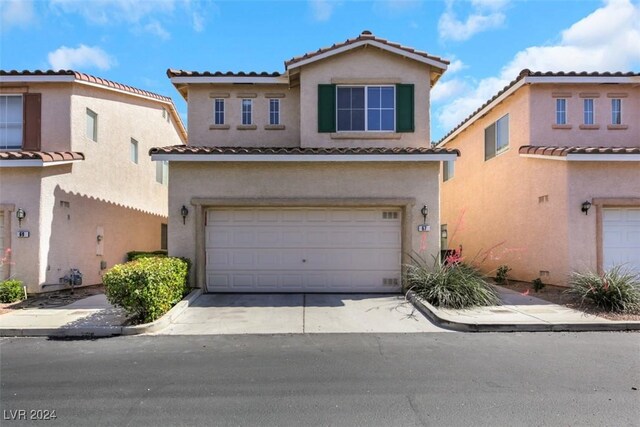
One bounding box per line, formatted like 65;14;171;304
520;154;640;162
151;153;458;162
0;159;82;167
170;76;289;84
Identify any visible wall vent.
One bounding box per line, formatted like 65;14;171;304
383;278;399;286
539;270;550;277
538;195;549;203
382;211;399;219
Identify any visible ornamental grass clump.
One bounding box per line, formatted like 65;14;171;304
567;265;640;313
103;257;189;324
405;256;499;309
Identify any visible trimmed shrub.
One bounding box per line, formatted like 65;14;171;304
103;257;189;323
126;250;168;262
495;264;512;285
566;265;640;313
405;256;500;309
0;279;24;303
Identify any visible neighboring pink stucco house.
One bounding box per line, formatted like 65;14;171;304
151;31;459;293
439;70;640;286
0;70;187;293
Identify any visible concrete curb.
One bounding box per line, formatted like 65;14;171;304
406;290;640;333
0;288;203;338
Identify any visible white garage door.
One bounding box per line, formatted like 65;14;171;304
205;207;402;293
603;208;640;273
0;212;4;278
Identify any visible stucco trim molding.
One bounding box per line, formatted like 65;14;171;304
593;198;640;275
189;197;416;292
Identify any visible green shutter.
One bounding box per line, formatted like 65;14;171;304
396;84;414;133
317;84;336;133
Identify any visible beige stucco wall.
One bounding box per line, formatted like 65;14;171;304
187;84;300;147
529;84;640;147
299;47;432;148
168;161;441;289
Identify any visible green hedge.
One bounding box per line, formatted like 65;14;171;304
0;279;24;303
103;257;189;323
126;250;168;262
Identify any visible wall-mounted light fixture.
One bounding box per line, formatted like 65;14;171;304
420;205;429;223
97;235;104;242
181;205;189;224
581;200;592;215
441;228;448;239
16;208;26;226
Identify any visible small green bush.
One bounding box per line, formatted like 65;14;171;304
495;264;512;285
405;256;500;309
566;266;640;313
126;250;168;262
103;257;189;323
0;279;24;303
532;278;545;292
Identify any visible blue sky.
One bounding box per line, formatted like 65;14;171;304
1;0;639;141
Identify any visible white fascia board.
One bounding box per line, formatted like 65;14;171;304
519;154;567;161
286;40;449;71
526;76;640;85
520;154;640;161
170;76;289;84
0;75;76;83
0;159;81;167
151;153;458;162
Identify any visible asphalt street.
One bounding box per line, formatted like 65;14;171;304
0;333;638;426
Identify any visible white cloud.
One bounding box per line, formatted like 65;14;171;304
50;0;176;24
1;0;35;31
192;11;204;32
310;0;334;21
48;45;116;71
438;0;508;41
144;20;171;40
431;78;470;103
447;59;467;74
435;0;640;136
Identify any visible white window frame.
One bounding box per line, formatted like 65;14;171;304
583;98;595;125
611;98;622;125
336;85;395;132
555;98;567;125
241;99;252;125
443;160;454;182
0;94;23;150
156;160;168;185
214;99;225;125
130;138;138;164
86;108;98;142
484;114;509;161
269;99;280;125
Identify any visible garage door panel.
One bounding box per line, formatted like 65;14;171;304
603;208;640;272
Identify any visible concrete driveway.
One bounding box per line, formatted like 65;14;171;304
154;294;448;334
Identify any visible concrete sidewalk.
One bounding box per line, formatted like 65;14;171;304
407;286;640;332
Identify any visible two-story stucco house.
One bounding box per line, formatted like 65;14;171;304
0;70;187;293
151;31;459;293
439;70;640;286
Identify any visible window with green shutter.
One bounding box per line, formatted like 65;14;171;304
318;84;336;132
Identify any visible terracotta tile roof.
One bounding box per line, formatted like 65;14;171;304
438;69;640;145
1;69;174;103
150;145;460;156
167;70;282;78
0;151;85;162
284;30;449;69
519;145;640;157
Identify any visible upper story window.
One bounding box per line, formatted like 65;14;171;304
0;95;23;150
269;99;280;125
611;99;622;125
443;160;454;182
583;99;594;125
86;108;98;141
336;86;394;132
156;160;168;185
130;138;138;164
484;114;509;161
555;98;567;125
241;99;252;125
214;99;225;125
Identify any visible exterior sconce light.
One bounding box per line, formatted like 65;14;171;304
181;205;189;225
97;235;104;242
441;229;448;239
420;205;429;223
581;200;592;215
16;208;26;226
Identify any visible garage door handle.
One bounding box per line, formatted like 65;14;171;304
302;259;306;263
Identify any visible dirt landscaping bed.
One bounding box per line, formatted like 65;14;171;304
0;285;105;315
496;280;640;321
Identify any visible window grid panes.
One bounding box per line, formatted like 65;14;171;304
496;115;509;152
86;108;98;141
555;99;566;125
337;86;395;132
269;99;280;125
130;138;138;164
241;99;252;125
611;99;621;125
214;99;225;125
0;95;23;149
583;99;594;125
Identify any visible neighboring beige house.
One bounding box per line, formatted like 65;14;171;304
152;31;459;293
439;70;640;286
0;70;187;293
